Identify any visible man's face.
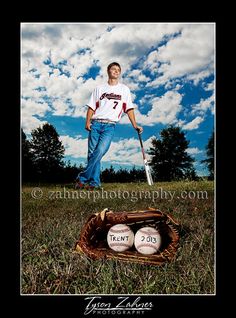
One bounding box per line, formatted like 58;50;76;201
108;65;121;79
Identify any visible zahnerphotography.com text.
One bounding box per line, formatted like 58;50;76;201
30;186;209;203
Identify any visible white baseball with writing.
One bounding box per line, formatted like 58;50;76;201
134;227;161;255
107;224;134;252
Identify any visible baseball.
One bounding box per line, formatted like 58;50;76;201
107;224;134;252
134;227;161;255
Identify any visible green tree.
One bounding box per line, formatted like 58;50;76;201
149;126;196;181
101;165;116;183
22;129;35;182
63;161;84;183
116;167;131;183
30;123;65;182
201;132;214;180
129;165;146;182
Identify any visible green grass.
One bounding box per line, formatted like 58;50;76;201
21;181;215;294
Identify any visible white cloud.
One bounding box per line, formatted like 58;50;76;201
60;135;88;159
191;94;215;116
103;135;154;165
147;91;182;124
182;116;204;130
21;113;47;134
21;99;50;133
187;147;203;155
92;23;181;76
21;23;182;92
146;24;214;87
204;81;214;91
45;73;77;97
120;91;182;126
52;100;71;116
187;69;213;85
21;23;108;66
128;69;150;83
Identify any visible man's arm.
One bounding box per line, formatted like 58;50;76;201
126;109;143;133
85;107;95;131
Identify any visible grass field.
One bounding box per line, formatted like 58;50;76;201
21;181;214;295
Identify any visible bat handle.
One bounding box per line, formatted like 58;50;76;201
137;129;143;146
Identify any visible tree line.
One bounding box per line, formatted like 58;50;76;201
22;123;214;184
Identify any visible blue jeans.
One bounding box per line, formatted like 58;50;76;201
77;121;115;187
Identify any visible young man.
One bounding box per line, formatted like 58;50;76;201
75;62;143;189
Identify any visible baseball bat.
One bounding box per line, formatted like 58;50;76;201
137;131;154;186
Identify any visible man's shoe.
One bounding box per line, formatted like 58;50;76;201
75;180;85;189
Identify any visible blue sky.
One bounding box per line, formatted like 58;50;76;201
21;23;215;176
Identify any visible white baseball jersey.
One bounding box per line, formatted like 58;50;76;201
87;83;134;122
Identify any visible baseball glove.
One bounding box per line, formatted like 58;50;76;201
75;208;180;266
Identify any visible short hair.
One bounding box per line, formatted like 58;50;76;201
107;62;121;72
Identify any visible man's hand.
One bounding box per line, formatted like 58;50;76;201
85;107;95;131
85;122;91;131
126;109;143;134
135;126;143;134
